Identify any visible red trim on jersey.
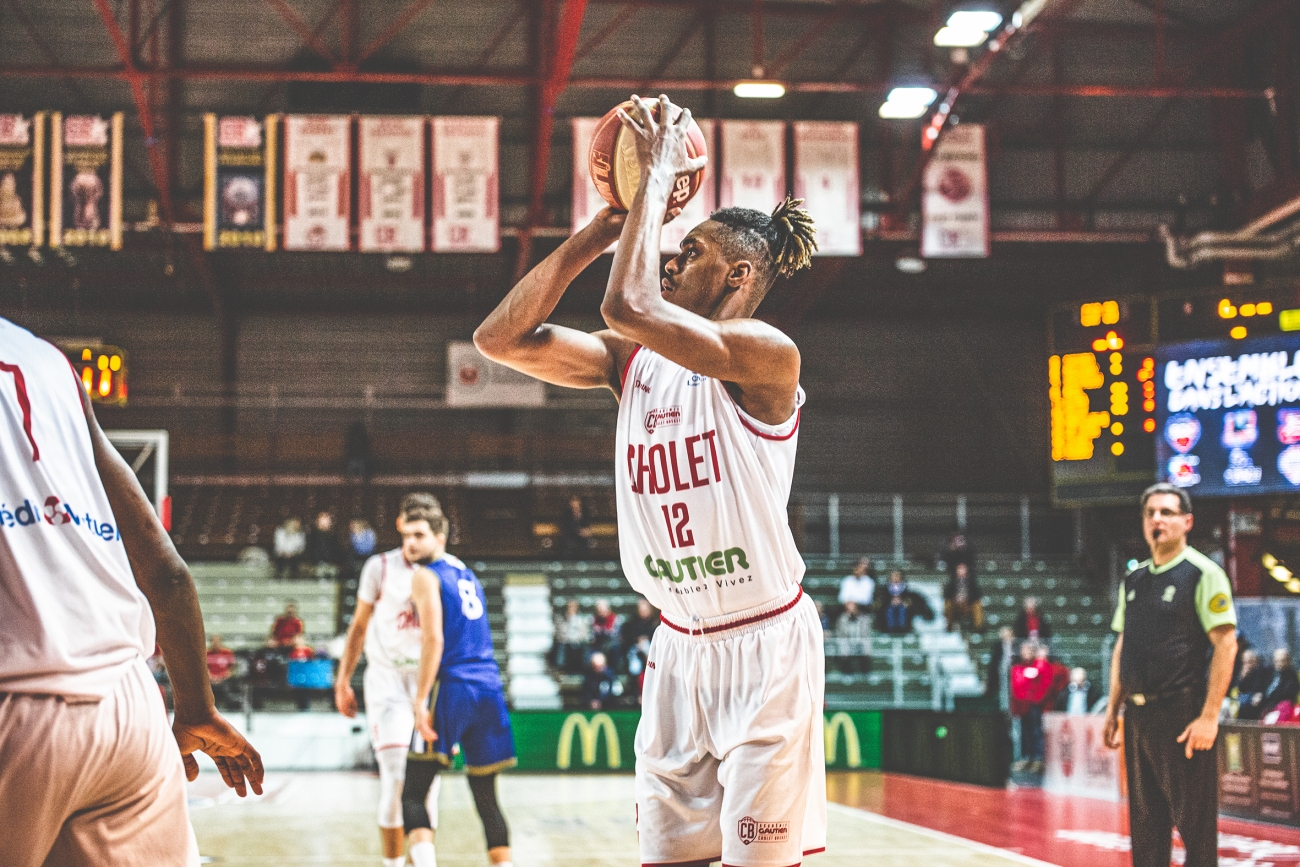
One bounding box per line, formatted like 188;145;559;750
373;743;410;752
377;551;389;602
0;361;39;461
659;588;804;636
733;402;801;442
621;345;643;390
803;847;826;856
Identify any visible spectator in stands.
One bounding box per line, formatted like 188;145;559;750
834;601;872;674
985;626;1017;711
1011;641;1052;773
591;598;621;657
559;495;594;559
1236;649;1271;720
273;517;306;580
944;532;976;577
838;557;877;609
344;420;372;483
269;601;304;649
1040;644;1070;712
1264;648;1300;716
306;511;341;578
288;634;315;662
620;598;658;671
628;637;652;697
943;562;985;634
1013;597;1053;642
815;600;830;632
874;570;934;636
207;635;238;711
1056;667;1100;715
581;652;619;710
553;600;591;673
348;519;376;565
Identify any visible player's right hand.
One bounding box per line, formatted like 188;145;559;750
415;702;438;744
335;682;357;717
173;712;265;797
1102;709;1121;749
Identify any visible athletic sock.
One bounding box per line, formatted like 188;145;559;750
409;841;437;867
382;858;404;867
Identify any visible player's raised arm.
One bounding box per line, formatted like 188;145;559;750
600;96;813;417
473;208;638;393
80;385;264;796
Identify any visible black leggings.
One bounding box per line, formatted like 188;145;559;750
402;762;510;850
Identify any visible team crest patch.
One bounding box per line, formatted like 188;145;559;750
737;817;789;845
1209;592;1231;614
1163;586;1176;602
644;406;682;434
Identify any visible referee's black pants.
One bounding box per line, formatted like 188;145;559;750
1123;693;1218;867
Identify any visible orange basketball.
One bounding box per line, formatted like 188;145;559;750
588;99;708;214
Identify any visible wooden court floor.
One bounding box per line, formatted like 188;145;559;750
190;770;1300;866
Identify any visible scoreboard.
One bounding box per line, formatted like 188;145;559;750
62;344;128;406
1051;286;1300;505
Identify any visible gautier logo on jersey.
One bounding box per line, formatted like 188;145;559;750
644;405;682;434
627;429;721;494
644;546;749;583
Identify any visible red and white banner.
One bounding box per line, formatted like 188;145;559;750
921;123;989;258
793;121;860;256
719;120;786;214
358;116;425;253
1042;712;1120;801
661;119;716;254
0;113;45;248
432;116;499;253
447;341;546;407
283;115;351;251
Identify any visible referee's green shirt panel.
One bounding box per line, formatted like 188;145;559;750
1111;547;1236;634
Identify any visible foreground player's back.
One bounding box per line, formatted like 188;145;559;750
429;553;500;685
0;317;155;697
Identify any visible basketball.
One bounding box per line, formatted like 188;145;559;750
587;98;708;214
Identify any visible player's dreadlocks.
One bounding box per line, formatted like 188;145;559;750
710;196;818;289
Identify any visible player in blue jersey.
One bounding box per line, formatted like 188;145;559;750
401;509;515;867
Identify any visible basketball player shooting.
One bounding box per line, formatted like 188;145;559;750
0;317;263;867
475;94;825;867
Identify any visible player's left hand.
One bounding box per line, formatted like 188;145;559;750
1176;714;1219;759
173;712;265;796
616;94;707;185
415;702;438;744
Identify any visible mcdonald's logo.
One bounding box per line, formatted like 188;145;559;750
824;712;861;768
556;713;621;769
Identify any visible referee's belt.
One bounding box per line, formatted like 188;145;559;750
1126;687;1201;707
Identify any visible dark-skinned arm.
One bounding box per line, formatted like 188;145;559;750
80;384;264;796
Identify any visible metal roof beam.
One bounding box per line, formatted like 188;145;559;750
355;0;442;67
262;0;339;67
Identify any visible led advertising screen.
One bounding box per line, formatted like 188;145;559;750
1156;334;1300;497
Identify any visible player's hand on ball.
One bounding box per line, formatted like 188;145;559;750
1177;715;1219;759
415;703;438;744
335;681;357;718
588;207;626;241
173;712;265;797
616;95;707;184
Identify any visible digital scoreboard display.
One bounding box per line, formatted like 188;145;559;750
1156;333;1300;497
61;344;128;406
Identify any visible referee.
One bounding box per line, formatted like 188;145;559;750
1103;483;1237;867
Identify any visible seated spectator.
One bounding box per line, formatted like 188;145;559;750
1040;644;1070;710
273;517;306;580
591;598;621;657
559;495;594;559
305;511;341;578
627;636;652;692
1013;597;1053;642
834;601;872;674
581;652;620;710
269;601;304;649
553;600;591;673
838;557;877;609
620;598;658;671
207;635;238;710
943;562;985;634
1237;649;1271;720
288;634;315;662
874;571;934;636
1011;641;1051;773
943;532;976;575
348;519;376;566
1055;667;1100;715
1265;648;1300;716
815;600;830;632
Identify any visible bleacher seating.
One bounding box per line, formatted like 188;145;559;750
191;562;338;649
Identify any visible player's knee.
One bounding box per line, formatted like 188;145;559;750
402;761;439;834
468;773;510;850
376;749;407;828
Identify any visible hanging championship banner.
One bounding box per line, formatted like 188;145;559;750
794;121;861;256
921;124;990;258
358;116;425;253
283;115;352;251
50;113;122;250
661;119;716;254
0;113;45;247
719;120;786;214
431;116;499;253
203;115;278;251
447;340;546;407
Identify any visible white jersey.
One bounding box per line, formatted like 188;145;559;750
615;346;806;619
0;318;154;698
357;548;424;670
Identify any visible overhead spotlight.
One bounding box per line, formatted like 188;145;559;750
947;10;1004;31
879;101;928;119
385;255;413;272
734;80;786;99
895;256;927;274
934;26;988;47
887;87;938;106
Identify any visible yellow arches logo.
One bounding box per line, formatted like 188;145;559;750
557;713;622;769
824;712;861;768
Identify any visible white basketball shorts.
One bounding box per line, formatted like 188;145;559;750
636;587;826;867
363;663;419;753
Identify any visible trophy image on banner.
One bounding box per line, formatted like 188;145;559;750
203;114;278;251
359;116;426;253
283;115;352;251
50;112;123;250
0;113;45;248
431;116;499;253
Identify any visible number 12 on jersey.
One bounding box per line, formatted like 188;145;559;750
660;502;695;548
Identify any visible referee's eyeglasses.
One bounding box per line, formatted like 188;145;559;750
1143;506;1187;519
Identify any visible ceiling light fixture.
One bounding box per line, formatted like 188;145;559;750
934;26;989;47
733;80;787;99
879;87;938;119
947;10;1004;31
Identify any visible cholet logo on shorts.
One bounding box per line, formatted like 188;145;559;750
644;405;682;434
738;817;789;845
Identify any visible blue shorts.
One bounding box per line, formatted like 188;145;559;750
409;678;516;775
